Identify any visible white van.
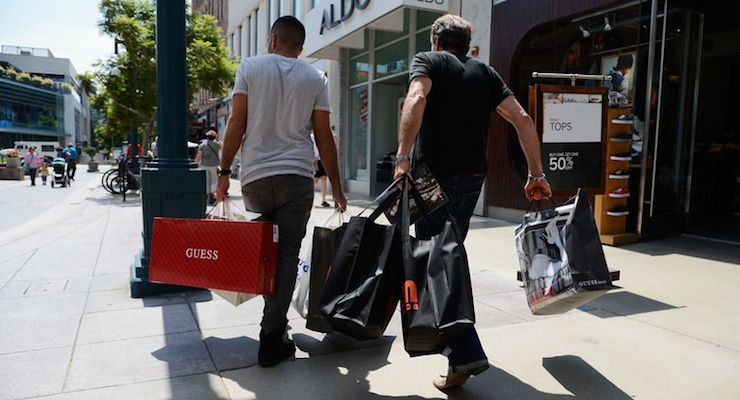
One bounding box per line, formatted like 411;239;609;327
14;141;61;160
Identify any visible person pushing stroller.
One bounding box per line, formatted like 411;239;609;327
50;156;70;188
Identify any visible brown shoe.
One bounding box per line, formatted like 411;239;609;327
432;364;489;390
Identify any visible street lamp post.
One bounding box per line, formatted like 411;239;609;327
129;0;206;298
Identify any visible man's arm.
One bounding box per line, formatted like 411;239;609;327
312;110;347;211
394;76;431;179
495;95;552;200
216;93;247;201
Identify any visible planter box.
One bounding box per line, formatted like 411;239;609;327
6;158;20;168
1;167;25;180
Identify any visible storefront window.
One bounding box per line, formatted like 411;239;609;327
375;40;409;79
416;10;442;30
349;54;370;85
348;85;369;181
415;31;432;53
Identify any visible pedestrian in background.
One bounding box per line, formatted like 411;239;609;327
24;147;42;186
63;143;79;180
216;15;347;368
393;14;552;391
195;130;221;206
39;160;49;185
310;128;337;207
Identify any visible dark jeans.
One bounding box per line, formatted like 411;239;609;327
414;175;488;370
29;168;37;185
241;174;314;334
67;160;77;179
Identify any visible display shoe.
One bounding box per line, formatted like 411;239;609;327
608;187;630;198
432;363;490;391
609;169;630;179
609;152;632;161
607;206;630;216
258;328;296;367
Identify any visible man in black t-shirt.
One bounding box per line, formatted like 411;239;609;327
394;14;552;391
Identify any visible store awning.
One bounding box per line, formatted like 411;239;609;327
304;0;449;59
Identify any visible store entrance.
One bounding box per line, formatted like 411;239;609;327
684;9;740;243
639;4;740;244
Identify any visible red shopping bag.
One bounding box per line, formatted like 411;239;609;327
149;216;278;294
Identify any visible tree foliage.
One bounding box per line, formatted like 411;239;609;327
90;0;237;150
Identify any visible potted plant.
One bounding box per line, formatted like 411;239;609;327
84;146;99;172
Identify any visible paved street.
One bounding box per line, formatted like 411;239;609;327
0;164;739;399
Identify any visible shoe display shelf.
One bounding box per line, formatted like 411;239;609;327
594;107;639;246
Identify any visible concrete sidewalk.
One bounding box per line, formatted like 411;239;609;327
1;172;739;399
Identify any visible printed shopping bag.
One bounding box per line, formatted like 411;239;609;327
514;188;613;315
399;176;475;357
205;201;259;306
292;208;351;333
376;162;448;225
318;178;404;340
149;200;278;295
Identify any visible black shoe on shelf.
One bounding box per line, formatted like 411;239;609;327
258;329;296;367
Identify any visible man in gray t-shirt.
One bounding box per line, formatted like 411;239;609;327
216;16;347;368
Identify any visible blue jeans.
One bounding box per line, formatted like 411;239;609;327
414;175;488;370
241;175;314;334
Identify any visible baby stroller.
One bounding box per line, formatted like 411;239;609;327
51;157;70;188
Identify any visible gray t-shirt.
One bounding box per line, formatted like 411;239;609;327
232;54;331;185
198;139;221;166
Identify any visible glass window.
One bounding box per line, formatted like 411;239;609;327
312;0;320;9
254;9;260;55
268;0;273;25
348;86;369;181
294;0;301;16
375;40;409;79
349;54;370;85
415;31;431;53
416;10;442;30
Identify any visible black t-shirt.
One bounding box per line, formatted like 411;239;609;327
409;51;513;177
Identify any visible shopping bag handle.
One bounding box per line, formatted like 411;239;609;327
317;206;353;228
357;174;408;222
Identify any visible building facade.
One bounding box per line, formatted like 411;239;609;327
0;46;91;150
210;0;737;243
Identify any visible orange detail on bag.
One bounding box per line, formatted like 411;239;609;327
149;217;278;294
402;280;419;312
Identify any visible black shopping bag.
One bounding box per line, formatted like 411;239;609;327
318;180;403;341
514;188;613;315
399;176;475;357
305;211;349;333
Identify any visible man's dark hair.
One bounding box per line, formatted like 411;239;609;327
615;55;634;70
431;14;472;54
271;16;305;51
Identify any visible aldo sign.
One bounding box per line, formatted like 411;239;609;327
320;0;371;34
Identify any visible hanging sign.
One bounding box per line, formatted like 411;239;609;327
530;85;608;194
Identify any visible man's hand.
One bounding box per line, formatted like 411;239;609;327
216;175;230;202
524;180;552;201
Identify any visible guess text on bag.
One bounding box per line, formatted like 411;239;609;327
185;248;219;260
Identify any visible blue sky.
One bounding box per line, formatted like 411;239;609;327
0;0;114;73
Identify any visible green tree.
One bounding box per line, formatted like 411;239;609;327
91;0;237;151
